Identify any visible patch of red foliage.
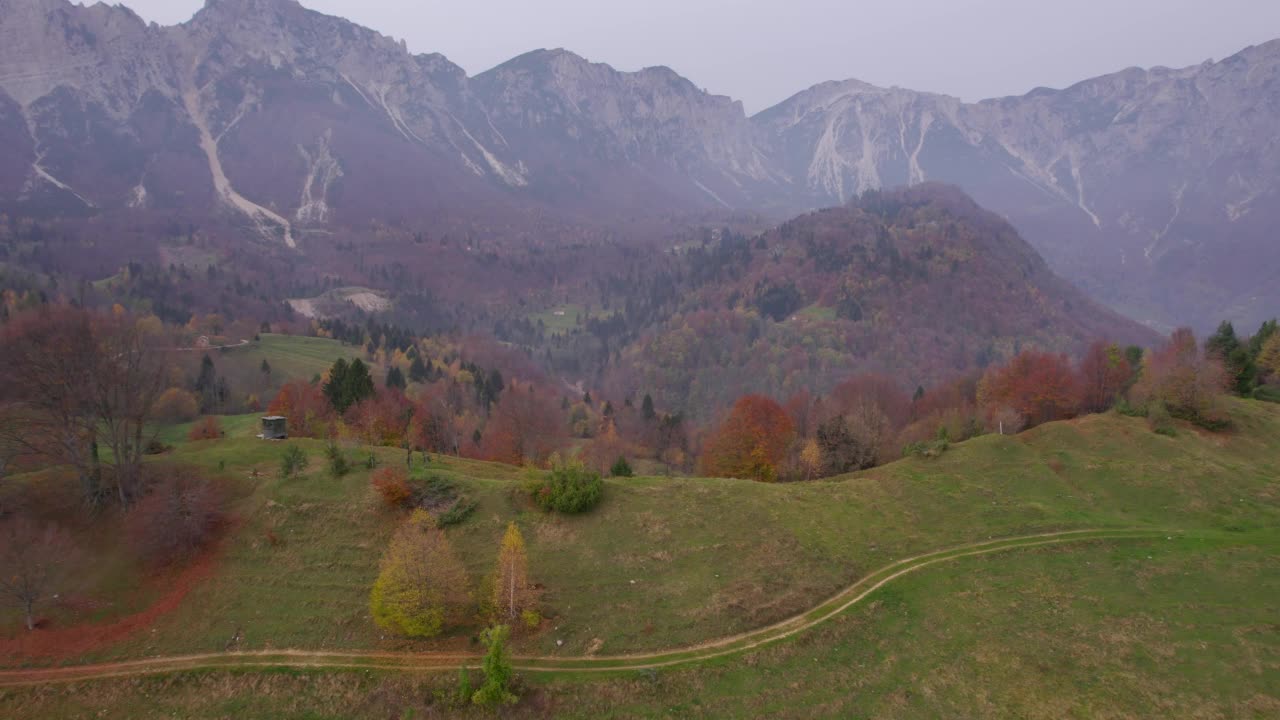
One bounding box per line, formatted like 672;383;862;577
0;521;232;661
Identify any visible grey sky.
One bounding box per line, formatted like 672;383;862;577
119;0;1280;113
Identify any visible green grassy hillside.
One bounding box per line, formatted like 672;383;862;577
1;400;1277;717
214;333;374;383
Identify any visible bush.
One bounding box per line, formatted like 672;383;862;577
1252;384;1280;404
371;467;414;508
326;442;350;478
1113;397;1147;417
472;625;518;707
371;470;478;525
902;439;949;459
528;461;603;514
1146;401;1177;436
279;445;309;479
520;608;541;630
609;456;634;477
455;669;473;707
188;416;223;441
128;469;224;565
437;499;478;527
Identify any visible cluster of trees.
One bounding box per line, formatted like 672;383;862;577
0;305;229;632
368;516;530;707
1204;320;1280;399
697;320;1274;482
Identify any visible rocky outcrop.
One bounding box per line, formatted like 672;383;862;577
0;0;1276;329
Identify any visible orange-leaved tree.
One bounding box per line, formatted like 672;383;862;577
699;394;795;481
978;350;1081;430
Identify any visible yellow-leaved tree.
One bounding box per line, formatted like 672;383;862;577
370;510;470;638
798;438;822;481
1260;333;1280;378
493;522;535;622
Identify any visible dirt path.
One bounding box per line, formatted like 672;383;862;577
0;528;1171;687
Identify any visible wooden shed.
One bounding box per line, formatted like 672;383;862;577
260;416;288;440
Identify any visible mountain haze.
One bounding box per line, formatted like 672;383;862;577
0;0;1277;329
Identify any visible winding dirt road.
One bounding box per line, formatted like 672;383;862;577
0;528;1172;687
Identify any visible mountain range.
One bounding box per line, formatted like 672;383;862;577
1;0;1277;331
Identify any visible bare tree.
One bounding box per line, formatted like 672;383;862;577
0;516;81;631
88;313;168;506
0;308;169;508
0;307;103;507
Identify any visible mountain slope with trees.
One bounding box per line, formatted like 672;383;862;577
606;184;1157;419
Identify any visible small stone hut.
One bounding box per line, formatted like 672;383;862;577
260;416;288;440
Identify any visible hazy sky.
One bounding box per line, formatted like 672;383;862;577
119;0;1280;113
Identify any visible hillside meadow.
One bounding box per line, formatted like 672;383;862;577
1;329;1277;717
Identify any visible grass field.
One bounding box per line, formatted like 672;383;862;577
213;334;373;384
3;533;1274;718
528;304;619;335
1;399;1276;717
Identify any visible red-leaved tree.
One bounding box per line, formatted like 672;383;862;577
267;380;334;438
479;381;562;466
349;390;415;448
978;350;1081;430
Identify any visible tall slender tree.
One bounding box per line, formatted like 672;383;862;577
492;522;534;622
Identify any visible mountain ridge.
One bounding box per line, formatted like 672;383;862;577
0;0;1277;329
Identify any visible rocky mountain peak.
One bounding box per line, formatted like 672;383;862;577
0;2;1275;330
196;0;301;15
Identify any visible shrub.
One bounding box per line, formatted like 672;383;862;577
455;668;473;707
326;442;350;478
187;416;223;442
472;625;518;707
520;608;541;630
437;499;478;527
1252;384;1280;404
1146;401;1177;436
279;445;309;479
903;439;949;459
528;461;603;513
371;467;414;509
609;456;634;477
1114;397;1147;417
128;469;224;565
